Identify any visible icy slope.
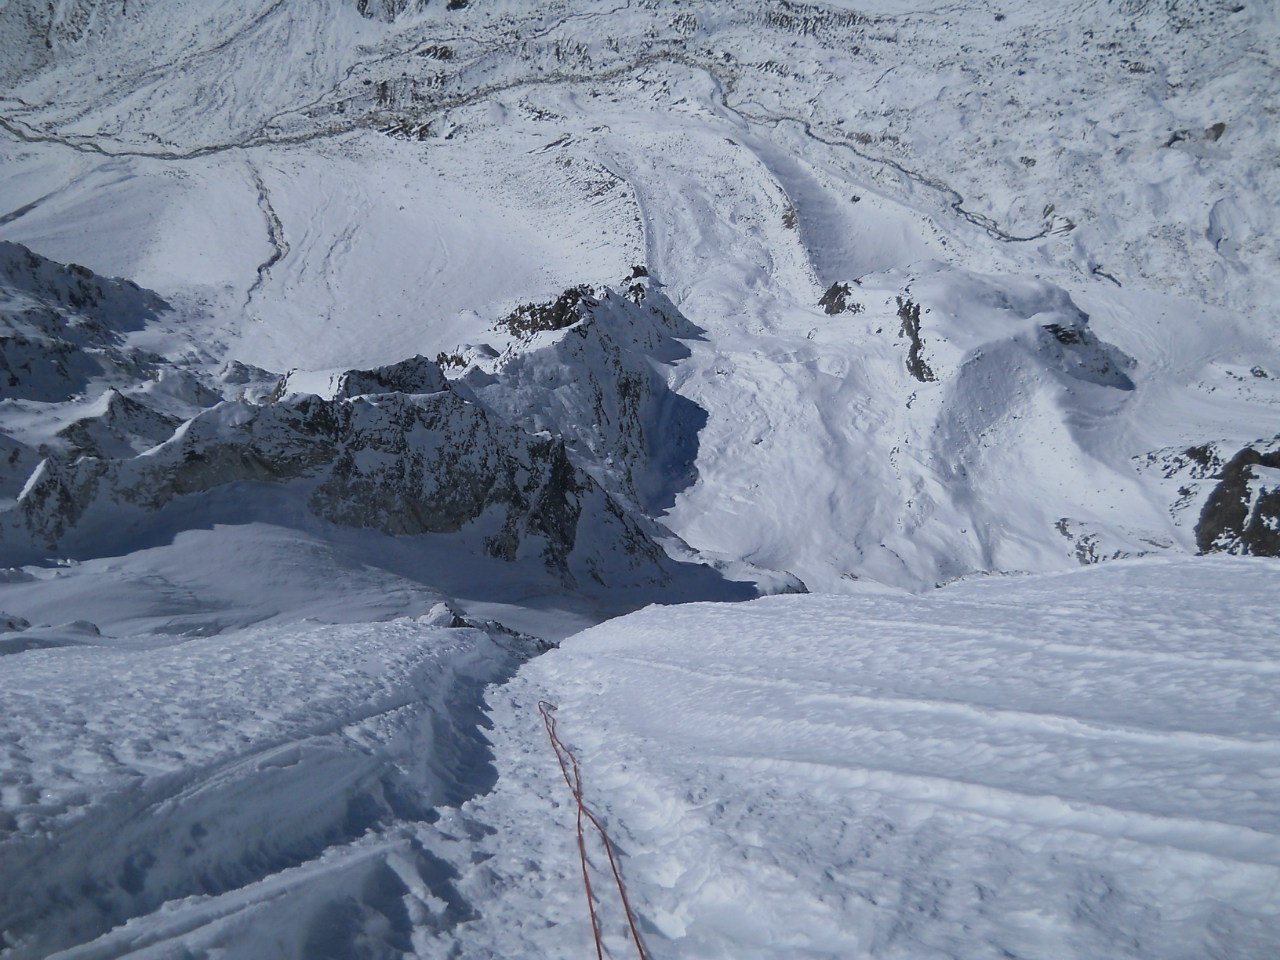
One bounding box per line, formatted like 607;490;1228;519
429;556;1280;959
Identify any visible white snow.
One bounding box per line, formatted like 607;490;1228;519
1;0;1278;956
0;613;539;959
432;557;1280;959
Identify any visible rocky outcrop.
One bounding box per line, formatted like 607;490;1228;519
1037;321;1135;390
218;360;282;403
1195;437;1280;556
896;295;936;383
463;278;707;513
0;247;716;592
497;285;596;338
331;355;448;399
55;390;181;459
818;282;863;315
269;355;449;402
8;373;673;587
0;242;167;402
354;0;428;20
0;432;39;500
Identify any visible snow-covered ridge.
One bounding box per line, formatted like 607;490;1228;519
461;275;707;514
0;246;741;593
346;557;1280;958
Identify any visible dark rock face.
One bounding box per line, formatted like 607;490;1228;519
820;282;851;315
819;282;863;315
10;381;671;586
331;355;449;398
896;296;936;383
55;390;181;459
0;242;167;402
354;0;427;20
465;279;708;514
1195;439;1280;556
1042;323;1082;345
498;285;596;338
0;433;38;500
1036;322;1135;390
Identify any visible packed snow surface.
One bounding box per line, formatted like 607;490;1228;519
8;557;1276;958
439;557;1280;959
0;611;541;958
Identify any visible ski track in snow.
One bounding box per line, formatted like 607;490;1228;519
0;614;537;959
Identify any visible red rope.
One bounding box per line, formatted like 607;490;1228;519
539;700;649;960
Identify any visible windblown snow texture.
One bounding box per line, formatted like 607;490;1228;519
453;558;1280;959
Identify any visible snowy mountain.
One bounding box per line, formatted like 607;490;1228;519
1;1;1278;957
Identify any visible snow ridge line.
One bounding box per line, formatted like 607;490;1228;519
538;700;649;960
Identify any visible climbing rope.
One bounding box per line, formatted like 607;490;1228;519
538;700;649;960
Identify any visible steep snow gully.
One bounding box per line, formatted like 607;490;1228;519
2;0;1280;957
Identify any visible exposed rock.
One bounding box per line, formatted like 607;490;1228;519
498;285;596;338
1054;517;1136;565
0;612;29;633
896;295;936;383
219;360;278;386
331;355;449;398
354;0;428;21
1036;321;1135;390
464;278;706;512
55;390;182;459
819;282;862;315
0;431;39;500
7;382;674;588
218;360;282;403
0;242;167;402
1195;437;1280;556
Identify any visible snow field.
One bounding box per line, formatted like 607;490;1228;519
0;1;1277;955
427;557;1280;958
0;613;536;958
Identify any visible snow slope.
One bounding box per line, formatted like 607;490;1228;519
428;557;1280;959
4;0;1278;587
1;1;1278;956
0;612;542;959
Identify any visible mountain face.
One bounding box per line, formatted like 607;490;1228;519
0;241;166;403
12;385;672;586
1;2;1278;959
0;248;691;592
3;0;1276;588
461;277;707;514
